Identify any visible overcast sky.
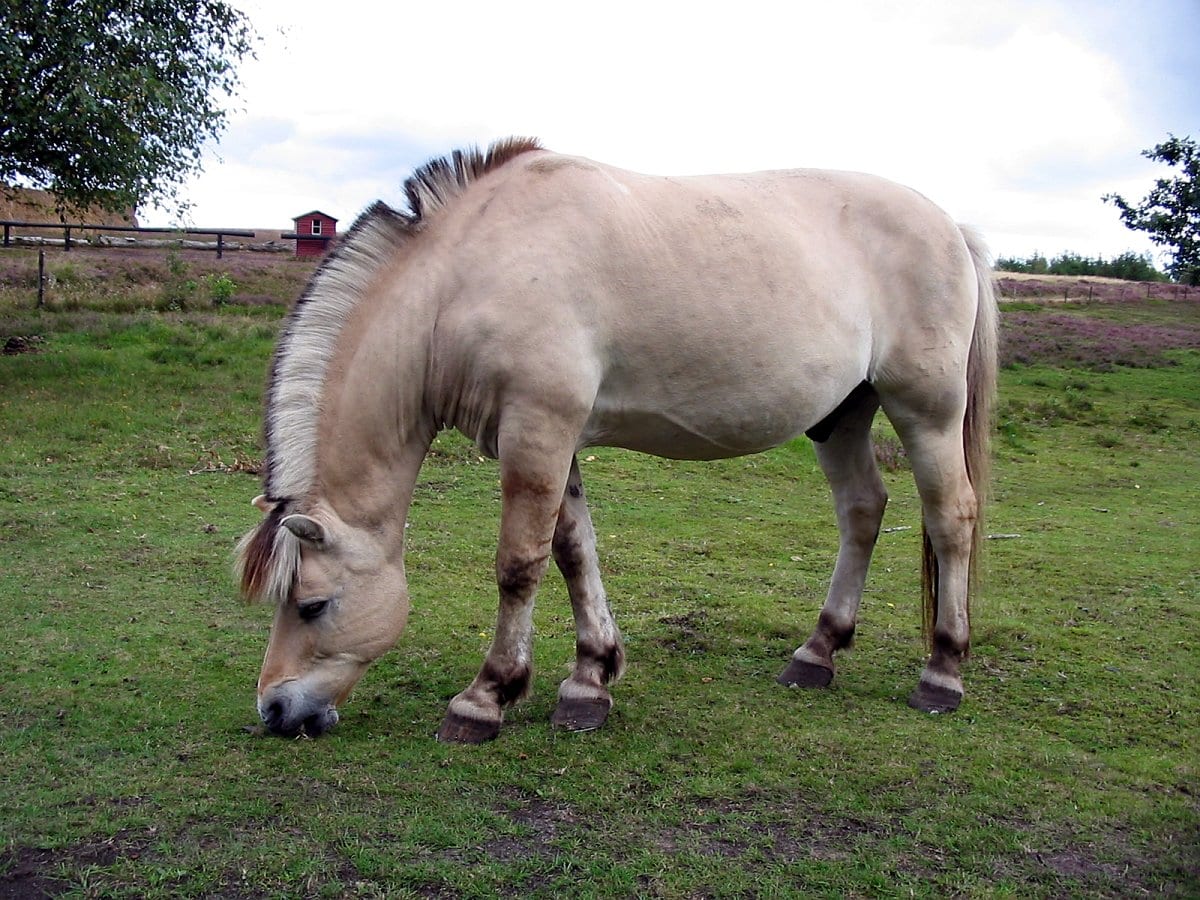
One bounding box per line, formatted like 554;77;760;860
150;0;1199;264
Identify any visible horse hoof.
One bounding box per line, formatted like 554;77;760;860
551;697;611;732
776;658;834;688
907;682;962;714
436;710;500;743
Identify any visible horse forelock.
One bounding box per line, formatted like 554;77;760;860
235;504;301;605
403;136;543;222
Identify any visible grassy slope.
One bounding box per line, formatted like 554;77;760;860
0;293;1196;897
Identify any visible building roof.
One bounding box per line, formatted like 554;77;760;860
292;210;338;223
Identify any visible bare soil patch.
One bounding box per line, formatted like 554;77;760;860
1;830;152;899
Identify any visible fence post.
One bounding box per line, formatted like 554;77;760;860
217;233;224;259
3;223;9;247
64;226;72;251
37;248;45;308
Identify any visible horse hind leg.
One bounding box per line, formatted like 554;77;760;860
779;384;886;689
885;403;978;714
550;456;626;732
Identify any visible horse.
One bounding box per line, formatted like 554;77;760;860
236;136;998;743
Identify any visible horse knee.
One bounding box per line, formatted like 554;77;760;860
495;552;549;598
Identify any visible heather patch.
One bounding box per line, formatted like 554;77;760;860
1001;310;1200;370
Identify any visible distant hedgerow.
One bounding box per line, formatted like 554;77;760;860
996;251;1167;282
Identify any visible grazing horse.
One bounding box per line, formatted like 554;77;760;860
236;137;997;743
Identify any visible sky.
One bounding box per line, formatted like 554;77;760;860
149;0;1200;265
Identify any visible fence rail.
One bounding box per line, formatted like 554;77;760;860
995;275;1193;303
0;220;256;259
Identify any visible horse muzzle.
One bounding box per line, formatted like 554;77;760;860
258;682;340;738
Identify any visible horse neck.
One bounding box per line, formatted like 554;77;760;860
313;275;437;542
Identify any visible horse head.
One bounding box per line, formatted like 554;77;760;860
239;496;410;737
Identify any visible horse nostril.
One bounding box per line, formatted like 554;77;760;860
301;707;339;738
262;697;288;733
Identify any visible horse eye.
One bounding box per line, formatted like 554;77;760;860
297;599;330;622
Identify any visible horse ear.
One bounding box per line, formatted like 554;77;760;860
252;494;274;513
280;514;327;546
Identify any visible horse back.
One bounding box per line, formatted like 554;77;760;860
424;152;980;459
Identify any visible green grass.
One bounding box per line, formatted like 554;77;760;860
1;299;1197;897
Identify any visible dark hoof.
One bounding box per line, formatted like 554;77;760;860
907;682;962;714
776;658;834;688
436;710;500;743
551;697;611;732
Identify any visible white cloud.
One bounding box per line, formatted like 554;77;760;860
146;0;1196;267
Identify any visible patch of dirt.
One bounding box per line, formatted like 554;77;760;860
0;848;67;899
656;609;712;653
1;830;152;899
2;335;43;354
1036;848;1126;879
485;796;580;861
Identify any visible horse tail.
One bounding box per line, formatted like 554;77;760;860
921;225;999;645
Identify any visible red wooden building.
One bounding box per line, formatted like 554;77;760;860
282;210;338;258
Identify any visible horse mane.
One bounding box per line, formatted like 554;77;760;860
403;136;543;222
236;136;545;603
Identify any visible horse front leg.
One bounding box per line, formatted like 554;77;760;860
550;456;626;732
780;388;886;688
436;440;572;744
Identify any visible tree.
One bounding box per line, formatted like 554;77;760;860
1104;135;1200;285
0;0;256;216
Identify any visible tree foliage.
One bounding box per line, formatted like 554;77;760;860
995;251;1166;282
0;0;256;216
1104;135;1200;285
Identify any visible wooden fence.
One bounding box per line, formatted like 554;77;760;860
994;276;1193;303
1;220;256;259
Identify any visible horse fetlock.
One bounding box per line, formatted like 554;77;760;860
481;659;533;707
816;609;857;652
931;628;969;668
576;639;626;685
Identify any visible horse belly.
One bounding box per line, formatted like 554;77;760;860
582;377;831;461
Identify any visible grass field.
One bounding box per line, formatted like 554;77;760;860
1;256;1197;897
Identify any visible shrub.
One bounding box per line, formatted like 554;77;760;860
206;272;236;306
158;248;197;311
